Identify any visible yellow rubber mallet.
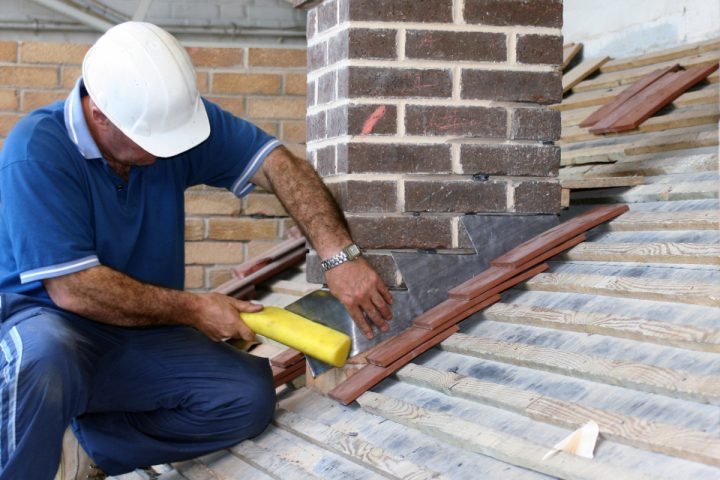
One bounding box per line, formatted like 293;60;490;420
240;306;352;367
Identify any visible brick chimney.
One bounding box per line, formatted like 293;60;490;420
297;0;563;316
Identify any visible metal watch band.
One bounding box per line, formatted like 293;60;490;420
320;244;361;272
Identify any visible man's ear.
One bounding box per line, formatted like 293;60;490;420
88;99;110;128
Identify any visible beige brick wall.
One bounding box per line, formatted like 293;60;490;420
0;40;306;291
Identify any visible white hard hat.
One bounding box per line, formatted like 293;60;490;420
82;22;209;158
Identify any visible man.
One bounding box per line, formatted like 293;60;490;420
0;22;392;479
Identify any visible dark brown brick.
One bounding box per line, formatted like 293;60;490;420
315;145;336;176
405;105;507;137
465;0;563;28
307;110;326;141
348;104;397;136
329;180;398;213
338;143;452;174
317;70;336;104
340;66;452;99
343;0;453;22
514;180;561;213
348;215;454;249
307;41;327;71
406;31;506;62
460;144;560;176
330;29;397;63
305;250;404;288
404;179;508;213
517;34;563;65
318;0;338;32
307;8;318;40
326;104;348;138
307;77;316;107
462;70;562;104
511;107;560;141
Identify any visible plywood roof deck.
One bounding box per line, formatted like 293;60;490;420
111;38;720;480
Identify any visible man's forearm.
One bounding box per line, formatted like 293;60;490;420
43;265;260;341
44;265;197;328
254;146;352;258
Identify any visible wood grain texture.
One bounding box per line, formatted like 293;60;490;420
562;242;720;265
491;205;627;267
213;246;307;296
357;391;655;480
484;302;720;353
573;50;720;93
563;56;611;93
398;363;720;467
441;333;720;404
524;272;720;307
560;176;645;189
562;43;583;70
607;210;720;231
274;410;445;480
415;294;502;332
270;348;304;368
600;38;720;73
231;439;325;480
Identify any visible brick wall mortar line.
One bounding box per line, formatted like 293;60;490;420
451;215;459;248
398;28;406;61
242;47;249;69
307;135;549;151
306;97;544;113
307;59;555;80
308;21;560;44
508;32;518;64
322;173;404;183
452;65;461;100
346;212;462;219
507;180;516;212
397;101;406;136
398;177;406;213
453;0;465;24
506;106;513;138
451;143;461;174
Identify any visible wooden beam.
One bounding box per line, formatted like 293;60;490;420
270;348;304;368
484;302;720;353
398;363;720;467
357;391;655;480
573;50;720;94
213;246;307;296
563;56;611;93
600;38;720;73
441;333;720;404
524;272;720;308
607;210;720;231
230;439;325;480
560;176;644;189
569;180;719;204
274;410;445;480
562;242;720;265
562;43;583;71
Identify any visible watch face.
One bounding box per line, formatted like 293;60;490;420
346;244;360;259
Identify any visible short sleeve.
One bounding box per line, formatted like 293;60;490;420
184;99;282;196
0;131;98;284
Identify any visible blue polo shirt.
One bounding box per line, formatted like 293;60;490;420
0;78;281;304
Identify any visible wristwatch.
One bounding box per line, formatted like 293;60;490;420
320;244;362;272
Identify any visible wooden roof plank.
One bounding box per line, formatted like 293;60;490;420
607;210;720;231
484;302;720;353
230;439;325;480
357;390;656;480
562;241;720;265
398;363;720;467
524;272;720;308
600;38;720;73
562;42;583;71
562;56;611;93
274;409;446;480
441;333;720;404
560;176;645;189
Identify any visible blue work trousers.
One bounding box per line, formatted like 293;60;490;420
0;293;276;479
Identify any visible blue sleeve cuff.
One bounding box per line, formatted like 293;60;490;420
231;139;282;198
19;255;100;284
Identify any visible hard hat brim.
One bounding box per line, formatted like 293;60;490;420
127;99;211;158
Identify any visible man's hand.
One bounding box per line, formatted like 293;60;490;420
324;258;393;339
191;293;263;342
